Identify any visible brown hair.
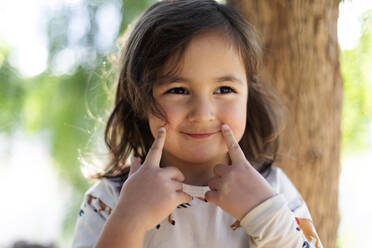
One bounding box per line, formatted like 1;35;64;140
87;0;287;182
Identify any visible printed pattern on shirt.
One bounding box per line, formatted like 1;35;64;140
156;196;241;231
78;190;316;245
78;194;113;220
156;199;194;229
295;217;321;248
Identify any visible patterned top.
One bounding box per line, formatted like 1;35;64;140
72;166;323;248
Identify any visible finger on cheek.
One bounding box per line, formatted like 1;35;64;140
158;127;165;138
144;127;166;167
221;123;230;133
221;124;246;164
221;124;234;143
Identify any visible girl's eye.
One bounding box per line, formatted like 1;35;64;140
166;87;189;95
164;86;235;95
215;86;236;94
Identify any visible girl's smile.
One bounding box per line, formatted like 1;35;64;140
181;130;221;139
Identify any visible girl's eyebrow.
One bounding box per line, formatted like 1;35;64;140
162;75;244;85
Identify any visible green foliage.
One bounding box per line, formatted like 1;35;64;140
341;10;372;154
119;0;157;34
0;49;25;134
0;0;154;243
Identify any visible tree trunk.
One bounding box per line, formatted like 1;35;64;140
227;0;342;247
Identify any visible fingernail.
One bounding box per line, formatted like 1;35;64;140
221;124;230;132
158;127;165;136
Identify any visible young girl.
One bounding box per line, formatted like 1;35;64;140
72;0;323;247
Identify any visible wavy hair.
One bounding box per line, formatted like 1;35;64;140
87;0;288;182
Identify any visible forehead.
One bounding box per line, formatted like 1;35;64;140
159;31;247;84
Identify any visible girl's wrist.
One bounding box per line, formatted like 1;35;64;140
239;191;276;220
108;209;148;235
94;211;146;248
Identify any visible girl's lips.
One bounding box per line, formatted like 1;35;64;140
183;131;220;139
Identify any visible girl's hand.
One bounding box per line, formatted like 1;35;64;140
205;124;276;221
112;128;193;233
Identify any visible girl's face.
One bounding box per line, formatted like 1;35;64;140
149;31;248;165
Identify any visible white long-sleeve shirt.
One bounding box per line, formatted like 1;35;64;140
72;166;323;247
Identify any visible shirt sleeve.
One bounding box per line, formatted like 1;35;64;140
239;167;323;248
71;179;118;248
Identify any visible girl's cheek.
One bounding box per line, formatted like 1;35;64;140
159;102;184;125
219;101;247;141
148;102;182;136
148;114;167;138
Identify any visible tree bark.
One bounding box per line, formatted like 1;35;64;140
227;0;342;247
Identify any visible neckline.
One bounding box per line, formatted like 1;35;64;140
182;183;210;198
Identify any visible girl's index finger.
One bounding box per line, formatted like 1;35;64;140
144;127;166;167
221;124;246;164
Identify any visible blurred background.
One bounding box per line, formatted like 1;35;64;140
0;0;371;247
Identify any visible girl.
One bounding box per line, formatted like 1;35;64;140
72;0;323;247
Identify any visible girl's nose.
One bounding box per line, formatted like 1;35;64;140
187;97;215;122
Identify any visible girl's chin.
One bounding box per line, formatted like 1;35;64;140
178;152;226;165
163;144;228;165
